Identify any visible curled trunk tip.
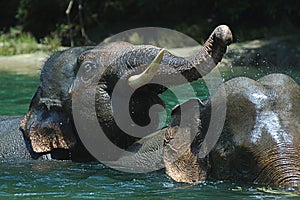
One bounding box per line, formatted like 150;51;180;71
204;25;233;64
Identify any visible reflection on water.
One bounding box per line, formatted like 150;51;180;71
0;63;300;199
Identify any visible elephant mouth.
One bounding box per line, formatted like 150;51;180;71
20;109;77;160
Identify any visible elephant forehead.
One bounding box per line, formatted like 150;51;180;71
40;47;89;100
258;73;300;108
247;90;268;109
225;77;268;104
225;75;299;111
225;75;300;147
250;110;294;145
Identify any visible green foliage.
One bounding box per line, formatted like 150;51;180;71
0;27;61;56
0;27;38;55
40;35;61;51
0;0;299;50
175;23;207;44
15;0;30;23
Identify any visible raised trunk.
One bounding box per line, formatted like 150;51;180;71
74;26;232;152
22;25;232;160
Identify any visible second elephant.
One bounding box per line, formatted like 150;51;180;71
117;73;300;190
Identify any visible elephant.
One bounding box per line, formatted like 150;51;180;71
205;73;300;189
3;50;91;161
19;25;232;161
18;46;96;161
116;73;300;190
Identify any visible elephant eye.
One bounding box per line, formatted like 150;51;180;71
83;61;96;72
80;61;97;82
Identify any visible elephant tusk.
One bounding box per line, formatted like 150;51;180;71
68;83;74;99
128;49;165;89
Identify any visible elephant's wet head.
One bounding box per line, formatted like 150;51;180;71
210;74;300;189
20;47;90;160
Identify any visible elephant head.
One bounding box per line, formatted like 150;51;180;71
209;73;300;189
163;73;300;190
20;47;94;160
71;25;232;151
20;25;232;161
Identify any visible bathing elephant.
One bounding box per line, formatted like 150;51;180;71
205;73;300;189
19;46;95;161
20;25;232;161
118;73;300;190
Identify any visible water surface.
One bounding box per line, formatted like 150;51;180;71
1;160;299;199
0;71;38;115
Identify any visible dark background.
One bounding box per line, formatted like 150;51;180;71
1;0;299;46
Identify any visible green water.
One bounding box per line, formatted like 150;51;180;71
1;161;299;199
0;72;39;115
1;67;300;199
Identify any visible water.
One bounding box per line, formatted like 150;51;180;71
0;71;39;115
0;161;298;199
1;66;300;199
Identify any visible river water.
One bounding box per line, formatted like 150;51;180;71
0;66;300;199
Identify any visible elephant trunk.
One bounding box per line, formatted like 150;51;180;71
203;25;233;65
254;144;300;189
121;25;233;87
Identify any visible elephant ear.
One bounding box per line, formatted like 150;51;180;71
163;99;209;183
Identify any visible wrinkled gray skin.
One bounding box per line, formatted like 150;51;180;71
121;74;300;190
0;116;31;160
20;25;232;161
0;116;53;161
